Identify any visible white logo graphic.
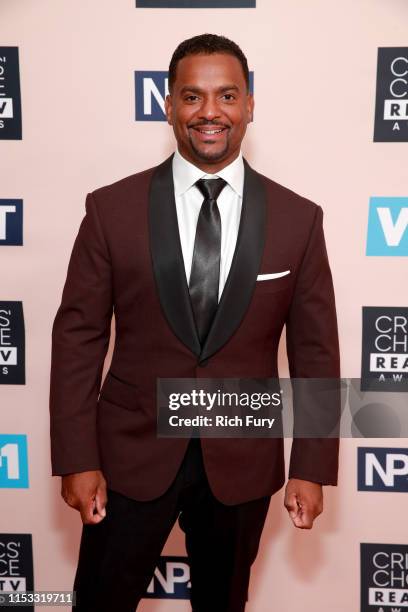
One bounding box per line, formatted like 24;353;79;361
365;452;408;487
384;55;408;122
0;205;16;239
376;207;408;246
147;561;190;594
143;78;169;115
0;98;13;119
0;443;20;479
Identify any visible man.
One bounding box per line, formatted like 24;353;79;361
50;34;340;612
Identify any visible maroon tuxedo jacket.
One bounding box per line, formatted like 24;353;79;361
49;154;340;505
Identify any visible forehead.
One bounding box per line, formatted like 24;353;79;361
173;53;247;90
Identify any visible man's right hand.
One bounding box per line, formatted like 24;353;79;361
61;470;107;525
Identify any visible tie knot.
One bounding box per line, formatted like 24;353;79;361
195;177;227;201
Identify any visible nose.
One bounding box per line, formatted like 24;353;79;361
198;95;221;122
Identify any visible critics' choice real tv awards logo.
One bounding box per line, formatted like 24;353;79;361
0;534;33;612
145;556;190;599
361;544;408;611
374;47;408;142
0;435;29;489
0;200;23;246
366;198;408;256
135;71;254;121
136;1;255;7
0;302;25;385
358;447;408;493
0;47;22;140
361;307;408;392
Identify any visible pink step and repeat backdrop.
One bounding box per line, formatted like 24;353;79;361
1;1;407;610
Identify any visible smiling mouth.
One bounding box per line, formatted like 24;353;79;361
195;128;225;135
190;126;229;140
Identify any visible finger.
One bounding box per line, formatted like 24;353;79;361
295;506;314;529
86;512;105;525
95;487;107;518
284;493;300;519
80;497;99;525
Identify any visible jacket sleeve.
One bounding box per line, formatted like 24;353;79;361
286;204;341;485
49;192;113;476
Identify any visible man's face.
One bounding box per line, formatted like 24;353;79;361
165;52;254;171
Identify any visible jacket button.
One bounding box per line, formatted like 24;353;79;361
199;359;209;367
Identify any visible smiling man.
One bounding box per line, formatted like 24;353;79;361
167;48;252;167
50;34;340;612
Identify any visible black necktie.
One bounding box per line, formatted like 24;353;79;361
189;177;227;346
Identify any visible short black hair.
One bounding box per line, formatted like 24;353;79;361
168;33;249;92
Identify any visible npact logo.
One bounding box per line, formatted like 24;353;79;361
135;71;254;121
145;556;190;599
366;197;408;256
358;447;408;492
0;200;23;245
135;71;168;121
0;435;29;489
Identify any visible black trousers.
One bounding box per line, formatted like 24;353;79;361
72;438;271;612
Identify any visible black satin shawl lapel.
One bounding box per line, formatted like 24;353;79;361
148;154;201;357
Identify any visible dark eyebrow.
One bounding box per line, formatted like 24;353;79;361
179;84;241;95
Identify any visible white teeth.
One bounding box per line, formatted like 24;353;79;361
198;129;223;135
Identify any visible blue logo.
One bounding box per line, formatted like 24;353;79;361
0;199;23;245
0;434;29;488
135;70;254;121
358;447;408;492
145;555;190;599
366;197;408;256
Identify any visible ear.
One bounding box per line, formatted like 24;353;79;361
247;93;255;123
165;94;173;126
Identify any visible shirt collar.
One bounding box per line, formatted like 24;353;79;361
172;149;244;198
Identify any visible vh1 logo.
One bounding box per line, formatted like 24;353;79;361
135;70;254;121
358;447;408;492
0;434;29;489
366;197;408;256
136;1;256;7
145;555;190;599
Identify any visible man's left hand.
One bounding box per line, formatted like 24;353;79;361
284;478;323;529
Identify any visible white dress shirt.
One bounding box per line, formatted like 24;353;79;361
172;149;244;302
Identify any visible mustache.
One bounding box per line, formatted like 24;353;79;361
188;121;230;129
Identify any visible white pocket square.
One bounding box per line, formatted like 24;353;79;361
257;270;290;281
